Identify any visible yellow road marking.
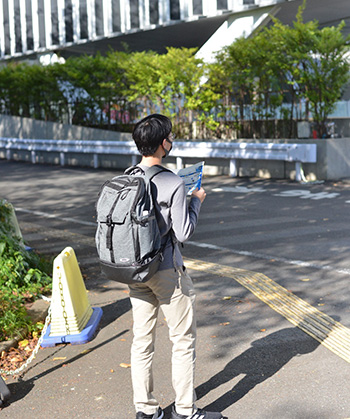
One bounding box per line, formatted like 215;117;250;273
184;257;350;364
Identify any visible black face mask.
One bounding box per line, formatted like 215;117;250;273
163;138;173;158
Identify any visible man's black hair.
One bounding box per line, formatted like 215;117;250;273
132;114;172;156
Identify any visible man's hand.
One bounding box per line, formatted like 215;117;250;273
192;187;206;203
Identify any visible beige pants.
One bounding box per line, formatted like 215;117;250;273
129;267;197;416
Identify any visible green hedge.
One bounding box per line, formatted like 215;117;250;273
0;2;349;139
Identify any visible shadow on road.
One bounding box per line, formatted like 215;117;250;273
196;327;320;412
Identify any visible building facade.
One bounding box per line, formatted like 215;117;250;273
0;0;292;61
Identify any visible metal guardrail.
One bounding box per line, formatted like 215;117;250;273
0;138;139;168
0;138;317;181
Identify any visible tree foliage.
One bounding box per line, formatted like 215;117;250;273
0;2;349;139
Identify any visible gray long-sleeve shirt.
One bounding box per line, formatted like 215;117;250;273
139;164;202;271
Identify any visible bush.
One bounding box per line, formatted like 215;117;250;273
0;290;32;340
0;200;52;341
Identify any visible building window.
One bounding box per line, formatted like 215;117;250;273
38;0;46;48
14;0;22;52
149;0;158;25
112;0;120;32
192;0;203;15
65;0;74;42
3;0;10;55
217;0;228;10
170;0;180;20
95;0;104;36
51;0;59;45
25;0;34;50
80;0;88;39
130;0;139;29
243;0;255;5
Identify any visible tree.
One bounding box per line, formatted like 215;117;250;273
120;50;162;116
27;64;67;121
212;33;284;138
120;47;204;137
157;47;204;136
298;22;350;137
265;1;350;138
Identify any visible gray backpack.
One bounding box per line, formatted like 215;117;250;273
95;165;168;284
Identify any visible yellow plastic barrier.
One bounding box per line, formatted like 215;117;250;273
41;247;102;347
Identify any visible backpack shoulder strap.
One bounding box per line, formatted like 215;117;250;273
145;165;179;271
124;165;143;176
124;164;171;180
145;164;172;181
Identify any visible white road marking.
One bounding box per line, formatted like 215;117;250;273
212;186;266;193
212;187;341;200
273;190;340;200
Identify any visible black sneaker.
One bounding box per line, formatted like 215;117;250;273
136;407;164;419
171;405;224;419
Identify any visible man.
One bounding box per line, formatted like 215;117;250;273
130;114;224;419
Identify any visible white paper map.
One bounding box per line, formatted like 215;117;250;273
176;161;205;195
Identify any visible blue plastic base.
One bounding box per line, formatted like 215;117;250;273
41;306;103;348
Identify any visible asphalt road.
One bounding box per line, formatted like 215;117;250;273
1;160;350;418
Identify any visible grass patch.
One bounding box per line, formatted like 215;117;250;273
0;199;52;342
